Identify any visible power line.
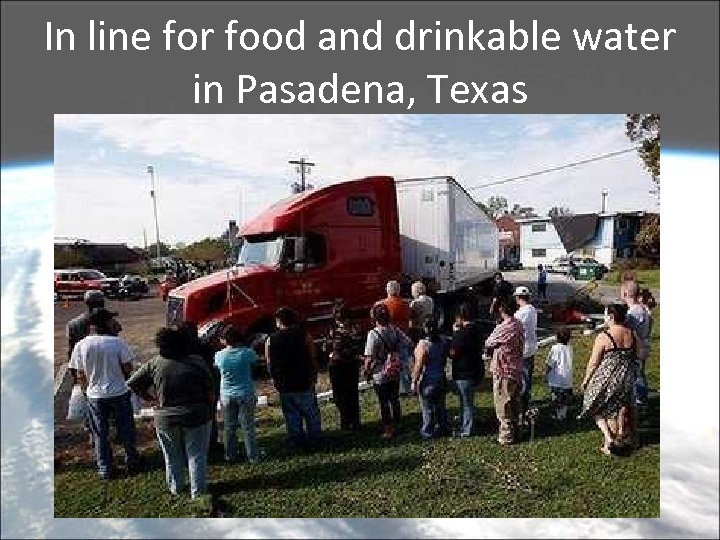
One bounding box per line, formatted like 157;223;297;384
468;147;638;191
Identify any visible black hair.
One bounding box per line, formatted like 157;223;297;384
371;303;391;326
640;288;656;309
221;324;244;347
494;272;503;280
423;318;441;342
537;264;543;270
456;302;473;322
274;306;298;327
155;327;188;360
499;296;518;316
87;309;114;335
556;327;572;345
606;302;628;324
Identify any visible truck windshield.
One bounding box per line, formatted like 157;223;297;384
237;236;283;267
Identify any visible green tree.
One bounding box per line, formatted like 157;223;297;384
626;114;660;186
54;246;90;268
635;213;660;257
483;196;509;218
147;242;174;258
548;206;574;218
178;237;227;262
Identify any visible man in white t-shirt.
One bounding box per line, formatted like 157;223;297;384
69;309;140;480
513;286;538;419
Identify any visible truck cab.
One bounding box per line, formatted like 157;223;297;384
166;176;402;345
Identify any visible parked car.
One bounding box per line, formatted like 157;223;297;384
54;269;120;298
499;258;523;271
117;274;150;300
546;256;573;274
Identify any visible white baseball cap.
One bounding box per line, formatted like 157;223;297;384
514;286;532;297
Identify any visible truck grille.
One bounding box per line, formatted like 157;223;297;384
166;296;185;326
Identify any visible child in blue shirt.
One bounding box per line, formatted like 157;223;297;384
214;325;259;462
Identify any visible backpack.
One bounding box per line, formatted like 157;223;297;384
373;328;404;382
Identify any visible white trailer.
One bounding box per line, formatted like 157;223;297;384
395;176;499;294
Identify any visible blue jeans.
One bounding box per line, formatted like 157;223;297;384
156;420;212;498
521;356;535;413
419;381;448;438
279;391;321;446
86;391;139;478
222;395;258;462
454;380;476;437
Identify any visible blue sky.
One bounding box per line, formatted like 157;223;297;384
54;114;657;245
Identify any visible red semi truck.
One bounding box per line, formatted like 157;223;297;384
166;175;498;345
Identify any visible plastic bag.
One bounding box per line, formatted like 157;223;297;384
66;385;88;421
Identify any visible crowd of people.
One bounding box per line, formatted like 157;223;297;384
65;273;655;499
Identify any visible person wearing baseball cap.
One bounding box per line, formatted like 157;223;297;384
513;285;538;422
69;307;141;480
66;291;122;445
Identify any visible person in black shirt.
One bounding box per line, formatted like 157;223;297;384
323;304;363;431
448;302;485;437
266;307;321;449
178;321;224;457
489;272;513;318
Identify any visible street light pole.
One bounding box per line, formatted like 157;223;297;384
146;165;162;260
601;188;609;214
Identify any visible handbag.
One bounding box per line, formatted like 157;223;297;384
66;384;88;421
373;329;403;382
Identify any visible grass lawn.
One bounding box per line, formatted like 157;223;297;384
55;308;660;518
604;268;660;289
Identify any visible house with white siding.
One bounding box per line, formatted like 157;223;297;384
517;212;652;268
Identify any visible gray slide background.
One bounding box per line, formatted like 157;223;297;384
1;1;719;539
1;0;719;164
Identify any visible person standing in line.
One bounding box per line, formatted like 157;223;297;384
513;286;538;421
375;280;413;394
324;304;363;431
363;303;413;440
447;302;484;438
214;325;260;463
546;327;574;420
485;297;525;446
375;280;411;333
266;307;322;450
409;281;434;343
69;308;141;480
178;321;224;458
128;327;215;498
66;290;113;445
537;264;548;301
489;272;513;318
411;318;450;439
621;280;652;406
578;303;643;455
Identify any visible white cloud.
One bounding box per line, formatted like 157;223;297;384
54;115;656;244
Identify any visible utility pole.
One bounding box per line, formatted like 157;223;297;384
601;188;609;214
289;157;315;193
146;165;162;260
142;227;148;251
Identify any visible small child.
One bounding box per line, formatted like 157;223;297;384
546;327;573;420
